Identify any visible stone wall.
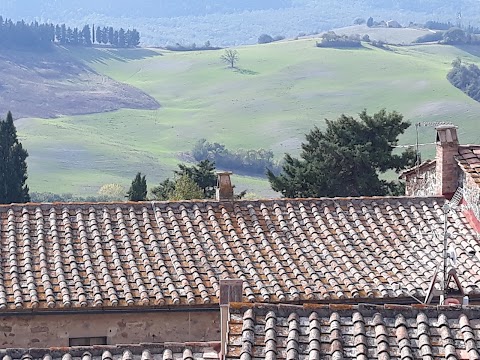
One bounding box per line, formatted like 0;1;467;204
404;165;437;197
0;310;220;348
462;171;480;224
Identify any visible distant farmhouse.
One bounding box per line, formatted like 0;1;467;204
0;126;479;359
386;19;402;28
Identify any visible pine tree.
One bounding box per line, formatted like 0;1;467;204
175;160;216;198
0;112;30;204
268;109;416;197
127;172;147;201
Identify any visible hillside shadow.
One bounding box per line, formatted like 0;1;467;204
454;44;480;58
67;47;162;65
234;67;259;75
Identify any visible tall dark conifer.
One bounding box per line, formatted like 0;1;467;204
96;26;102;44
0;112;30;204
127;172;147;201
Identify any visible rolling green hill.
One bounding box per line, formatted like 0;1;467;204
15;39;480;198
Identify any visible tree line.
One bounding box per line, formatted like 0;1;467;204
0;15;140;50
93;26;140;47
316;31;364;48
447;58;480;103
191;139;280;176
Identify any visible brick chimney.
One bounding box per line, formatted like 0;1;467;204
216;172;234;201
435;125;459;198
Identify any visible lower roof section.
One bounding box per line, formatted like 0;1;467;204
0;342;220;360
226;302;480;360
0;197;479;311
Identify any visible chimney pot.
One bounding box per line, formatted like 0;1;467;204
216;171;234;201
219;278;243;304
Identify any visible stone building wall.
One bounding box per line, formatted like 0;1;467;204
0;310;220;348
404;165;437;197
462;171;480;223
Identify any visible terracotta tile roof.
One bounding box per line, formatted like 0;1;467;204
0;342;219;360
226;302;480;360
0;197;479;310
457;145;480;186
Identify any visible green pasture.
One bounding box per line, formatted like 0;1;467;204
17;39;480;197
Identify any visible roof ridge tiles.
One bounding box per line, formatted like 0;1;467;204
0;195;449;210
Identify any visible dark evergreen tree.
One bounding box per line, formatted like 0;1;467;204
82;25;92;45
102;26;108;44
61;24;67;44
151;178;176;200
92;24;95;43
108;27;114;44
96;26;102;44
367;17;374;27
130;28;140;46
127;172;147;201
0;112;30;204
113;30;119;46
118;28;126;47
267;109;416;198
72;27;79;44
125;29;132;46
175;160;216;198
55;24;61;42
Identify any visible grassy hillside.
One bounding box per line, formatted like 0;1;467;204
16;39;480;197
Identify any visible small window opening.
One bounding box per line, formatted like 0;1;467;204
69;336;107;346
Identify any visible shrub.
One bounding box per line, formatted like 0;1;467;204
316;31;362;48
413;32;443;43
258;34;274;44
354;17;366;25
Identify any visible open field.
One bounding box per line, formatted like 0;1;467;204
14;39;480;197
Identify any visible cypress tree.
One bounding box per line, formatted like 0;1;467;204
0;112;30;204
127;172;147;201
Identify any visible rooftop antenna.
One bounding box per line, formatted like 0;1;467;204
412;122;455;179
423;188;465;304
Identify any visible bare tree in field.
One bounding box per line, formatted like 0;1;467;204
220;49;239;68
